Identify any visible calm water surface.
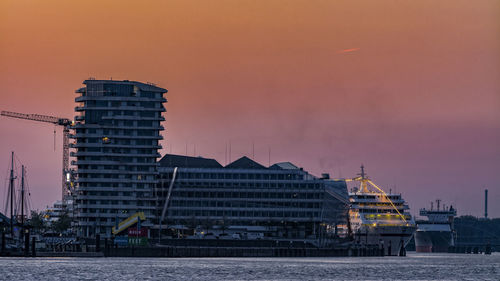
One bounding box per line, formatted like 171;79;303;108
0;253;499;280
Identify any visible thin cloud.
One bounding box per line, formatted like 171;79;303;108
337;48;360;54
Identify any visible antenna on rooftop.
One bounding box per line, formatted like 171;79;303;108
169;144;172;166
252;141;255;160
268;147;271;167
185;142;188;166
225;142;228;165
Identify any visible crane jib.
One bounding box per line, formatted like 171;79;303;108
1;110;73;201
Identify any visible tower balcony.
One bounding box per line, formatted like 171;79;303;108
72;160;158;166
71;151;161;158
69;142;162;149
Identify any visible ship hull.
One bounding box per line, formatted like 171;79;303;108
354;225;416;256
415;230;453;253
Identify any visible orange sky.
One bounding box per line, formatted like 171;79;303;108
1;0;499;217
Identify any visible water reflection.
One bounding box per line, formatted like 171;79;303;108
0;253;498;281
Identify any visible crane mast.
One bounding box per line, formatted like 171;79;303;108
1;110;73;200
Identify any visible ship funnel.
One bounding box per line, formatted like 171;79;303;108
485;189;488;219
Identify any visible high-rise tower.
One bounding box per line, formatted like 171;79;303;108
71;79;167;237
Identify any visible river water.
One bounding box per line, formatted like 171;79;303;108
0;253;498;280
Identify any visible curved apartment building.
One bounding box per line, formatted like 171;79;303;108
71;79;167;238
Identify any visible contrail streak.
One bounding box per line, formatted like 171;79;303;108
337;48;360;54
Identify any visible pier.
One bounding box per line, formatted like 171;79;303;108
1;237;384;258
103;244;382;258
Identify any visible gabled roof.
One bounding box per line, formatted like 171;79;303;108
0;211;13;225
270;162;299;170
225;156;267;169
159;154;223;168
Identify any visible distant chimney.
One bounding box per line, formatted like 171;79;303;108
485;189;488;219
321;173;330;180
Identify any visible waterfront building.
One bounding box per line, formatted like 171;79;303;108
43;200;69;224
71;79;167;237
154;154;349;243
0;212;13;231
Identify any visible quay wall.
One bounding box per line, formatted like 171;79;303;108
103;245;381;258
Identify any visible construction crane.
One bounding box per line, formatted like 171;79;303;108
1;110;74;200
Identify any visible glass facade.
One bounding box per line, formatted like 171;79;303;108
71;79;167;237
154;157;348;240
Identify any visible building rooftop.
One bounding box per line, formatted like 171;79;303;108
225;156;267;169
0;211;15;225
270;162;299;170
159;154;310;172
82;79;167;93
159;154;223;168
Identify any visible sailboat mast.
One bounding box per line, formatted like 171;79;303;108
9;151;15;236
21;165;25;227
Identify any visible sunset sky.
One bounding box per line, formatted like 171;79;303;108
1;0;499;217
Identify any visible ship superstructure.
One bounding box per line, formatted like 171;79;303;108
415;200;456;252
347;165;416;256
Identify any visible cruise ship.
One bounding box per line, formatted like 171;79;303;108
347;166;416;256
415;200;456;252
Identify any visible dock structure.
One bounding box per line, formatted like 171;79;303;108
103;244;382;258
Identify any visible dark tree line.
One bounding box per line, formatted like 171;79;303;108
27;210;72;234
